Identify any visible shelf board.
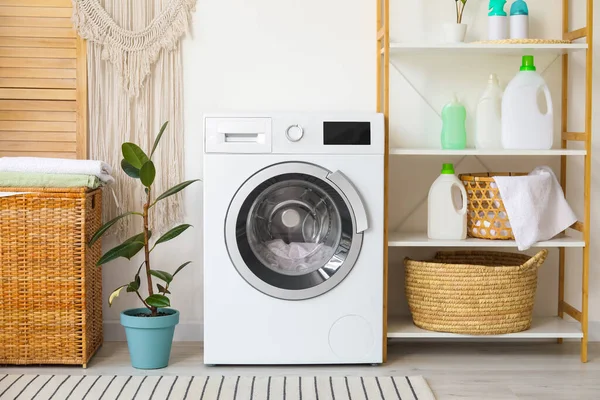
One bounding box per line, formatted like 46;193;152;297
388;232;585;248
389;42;588;55
387;316;583;339
389;148;586;156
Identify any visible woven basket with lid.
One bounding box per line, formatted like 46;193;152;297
0;187;103;367
460;172;527;240
405;250;548;335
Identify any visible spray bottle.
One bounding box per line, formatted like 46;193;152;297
510;0;529;39
488;0;508;40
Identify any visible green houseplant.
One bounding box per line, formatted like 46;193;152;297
90;121;199;369
444;0;469;43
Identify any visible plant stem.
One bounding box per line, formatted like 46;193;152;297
143;188;157;316
455;1;460;23
458;1;467;24
135;290;151;310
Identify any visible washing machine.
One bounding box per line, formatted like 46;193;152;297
203;113;384;365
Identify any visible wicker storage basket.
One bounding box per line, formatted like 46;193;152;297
460;172;527;240
405;250;548;335
0;187;103;367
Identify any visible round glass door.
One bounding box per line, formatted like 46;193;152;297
225;162;366;300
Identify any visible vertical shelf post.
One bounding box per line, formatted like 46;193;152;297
376;0;390;363
559;0;592;362
558;0;569;347
581;0;594;364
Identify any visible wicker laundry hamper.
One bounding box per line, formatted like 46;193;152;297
0;187;103;367
404;250;548;335
460;172;527;240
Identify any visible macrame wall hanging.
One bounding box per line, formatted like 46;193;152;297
72;0;196;238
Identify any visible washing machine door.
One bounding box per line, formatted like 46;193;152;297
225;162;368;300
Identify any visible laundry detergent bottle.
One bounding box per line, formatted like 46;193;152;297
502;55;554;149
441;95;467;150
475;73;503;149
427;163;467;240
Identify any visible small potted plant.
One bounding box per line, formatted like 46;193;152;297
444;0;469;43
90;121;199;369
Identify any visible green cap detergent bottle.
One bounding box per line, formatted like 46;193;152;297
428;163;468;240
501;56;554;149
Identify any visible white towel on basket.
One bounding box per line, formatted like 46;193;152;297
493;166;577;250
0;157;114;183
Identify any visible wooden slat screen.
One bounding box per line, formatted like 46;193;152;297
0;0;86;159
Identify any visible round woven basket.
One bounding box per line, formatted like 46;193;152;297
459;172;527;240
405;250;548;335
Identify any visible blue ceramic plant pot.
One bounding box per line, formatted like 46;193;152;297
120;308;179;369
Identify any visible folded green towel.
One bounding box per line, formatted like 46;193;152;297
0;172;101;189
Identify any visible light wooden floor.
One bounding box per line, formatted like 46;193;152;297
1;342;599;399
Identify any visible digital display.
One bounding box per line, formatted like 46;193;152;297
323;122;371;145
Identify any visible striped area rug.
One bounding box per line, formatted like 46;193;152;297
0;374;435;400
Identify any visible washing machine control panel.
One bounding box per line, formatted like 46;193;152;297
204;113;384;155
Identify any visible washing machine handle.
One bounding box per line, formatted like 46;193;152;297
327;171;369;233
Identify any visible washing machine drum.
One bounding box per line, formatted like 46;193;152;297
225;162;367;300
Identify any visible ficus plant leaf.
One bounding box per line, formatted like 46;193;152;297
97;240;144;266
126;275;141;293
155;224;192;245
146;294;170;308
149;270;173;284
157;283;171;295
88;212;137;247
154;180;200;203
122;142;149;169
121;159;140;179
140;160;156;187
96;232;147;266
173;261;192;278
108;285;128;307
151;121;169;158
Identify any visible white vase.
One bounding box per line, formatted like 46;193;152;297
443;23;468;43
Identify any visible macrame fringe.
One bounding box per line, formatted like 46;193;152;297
75;0;193;240
72;0;196;97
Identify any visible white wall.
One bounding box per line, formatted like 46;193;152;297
103;0;375;340
104;0;600;340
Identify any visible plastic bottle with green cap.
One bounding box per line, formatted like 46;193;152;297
502;55;554;149
428;163;467;240
488;0;508;40
510;0;529;39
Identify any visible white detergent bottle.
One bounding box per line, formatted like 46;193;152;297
475;73;503;149
502;55;554;149
428;163;467;240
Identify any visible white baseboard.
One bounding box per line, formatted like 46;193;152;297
104;321;204;342
104;321;600;342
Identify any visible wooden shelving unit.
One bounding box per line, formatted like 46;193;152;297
389;42;588;55
377;0;593;362
388;316;583;339
390;148;586;156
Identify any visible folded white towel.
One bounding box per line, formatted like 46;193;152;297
0;157;114;184
493;166;577;250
